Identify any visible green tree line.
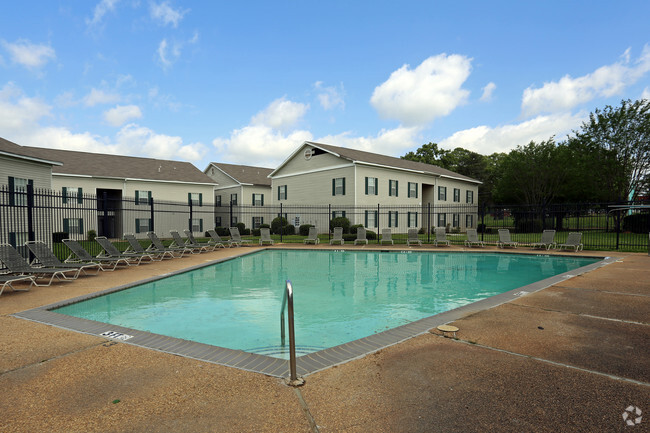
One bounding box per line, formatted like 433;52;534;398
402;99;650;206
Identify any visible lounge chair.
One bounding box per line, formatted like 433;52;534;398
26;240;101;275
497;229;518;248
183;230;217;252
206;229;226;248
303;226;319;245
0;274;35;296
169;230;205;254
146;231;191;258
123;234;167;260
531;230;557;250
0;243;79;286
62;238;132;271
434;227;451;247
229;227;253;247
329;227;344;245
259;228;274;245
380;228;393;245
96;236;154;264
354;227;368;245
558;232;584;252
406;228;422;246
464;228;484;247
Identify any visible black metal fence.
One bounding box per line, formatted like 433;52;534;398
1;184;648;258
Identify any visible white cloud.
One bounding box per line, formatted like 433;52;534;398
314;81;345;110
318;126;422;158
150;1;188;28
156;36;192;69
0;83;52;133
370;54;472;126
83;88;121;107
439;112;586;155
251;97;309;131
86;0;120;27
642;87;650;100
1;39;56;69
104;104;143;126
480;82;496;102
522;45;650;117
116;123;205;160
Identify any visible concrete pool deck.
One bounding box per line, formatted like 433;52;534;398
0;244;648;432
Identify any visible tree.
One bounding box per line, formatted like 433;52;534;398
401;142;449;166
569;99;650;202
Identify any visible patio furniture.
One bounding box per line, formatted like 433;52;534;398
26;240;101;275
0;243;79;286
380;228;393;245
303;227;319;245
329;227;344;245
183;230;217;252
62;238;132;271
123;234;167;260
229;227;253;247
259;228;274;245
95;236;154;264
497;229;518;248
206;229;226;248
464;228;484;247
354;227;368;245
434;227;451;247
531;230;557;250
558;232;584;252
406;229;422;246
0;274;35;296
146;231;191;258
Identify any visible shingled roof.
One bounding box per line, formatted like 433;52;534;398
208;162;273;186
0;137;62;166
13;144;216;184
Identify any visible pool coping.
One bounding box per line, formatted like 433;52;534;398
12;249;618;378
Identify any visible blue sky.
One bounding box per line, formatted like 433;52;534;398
1;1;649;171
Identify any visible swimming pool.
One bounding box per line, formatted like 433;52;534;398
52;250;599;361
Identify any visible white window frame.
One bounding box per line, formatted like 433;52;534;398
334;178;345;196
253;193;264;206
408;182;418;198
453;188;461;202
191;218;202;232
13;177;28;206
466;190;474;204
278;185;287;200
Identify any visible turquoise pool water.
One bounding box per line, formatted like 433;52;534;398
55;250;598;358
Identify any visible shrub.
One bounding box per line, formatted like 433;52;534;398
622;213;650;233
366;230;377;240
418;227;426;235
86;229;97;242
271;216;288;234
349;224;363;235
299;224;314;236
260;223;270;229
330;216;351;234
242;228;251;235
236;222;246;233
53;232;69;243
283;225;296;235
215;226;229;237
252;229;261;236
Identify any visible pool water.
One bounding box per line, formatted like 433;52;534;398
55;250;598;358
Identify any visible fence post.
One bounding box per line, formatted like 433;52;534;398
328;204;331;242
280;202;283;243
229;201;233;228
26;183;35;244
150;196;155;232
480;203;486;242
377;203;380;244
427;203;431;243
102;191;109;237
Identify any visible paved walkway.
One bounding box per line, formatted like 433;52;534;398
0;245;648;432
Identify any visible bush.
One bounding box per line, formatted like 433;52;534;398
299;224;314;236
86;229;97;242
53;232;69;243
330;216;351;234
260;223;270;229
215;226;229;237
622;213;650;233
271;216;288;234
366;230;377;240
252;229;261;236
283;225;296;235
242;228;251;235
349;224;363;235
236;222;246;233
418;227;426;235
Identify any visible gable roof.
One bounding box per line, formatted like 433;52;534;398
207;162;273;186
14;145;216;185
0;137;63;166
271;141;482;184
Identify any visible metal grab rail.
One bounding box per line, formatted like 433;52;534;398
280;280;299;383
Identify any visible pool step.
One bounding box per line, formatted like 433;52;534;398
247;345;326;357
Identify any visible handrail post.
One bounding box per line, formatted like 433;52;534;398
280;280;304;386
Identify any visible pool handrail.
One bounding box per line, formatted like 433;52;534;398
280;280;300;384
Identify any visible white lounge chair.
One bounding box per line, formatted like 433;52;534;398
380;228;393;245
434;227;451;247
303;226;319;245
228;227;253;247
464;228;484;247
406;228;421;246
558;232;583;252
329;227;344;245
497;229;518;248
259;228;274;245
354;227;368;245
532;230;556;250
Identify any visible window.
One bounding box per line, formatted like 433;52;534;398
332;210;346;219
231;216;238;226
188;192;202;206
408;212;418;228
365;210;378;228
278;185;287;200
215;216;222;227
332;177;346;196
63;218;84;235
466;190;474;204
453;213;460;227
388;211;399;228
189;218;203;233
252;193;264;206
438;186;447;201
135;218;151;233
365;177;378;195
453;188;461;202
389;180;398;197
466;214;474;228
252;216;264;229
135;190;150;205
216;195;222;207
62;187;84;204
231;193;238;205
408;182;418;198
438;213;447;227
9;176;30;206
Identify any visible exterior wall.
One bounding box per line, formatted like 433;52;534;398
275;147;347;176
205;166;238;188
0;155;53;189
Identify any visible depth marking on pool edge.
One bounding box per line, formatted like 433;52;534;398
101;331;134;341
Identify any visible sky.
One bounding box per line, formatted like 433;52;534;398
1;1;650;172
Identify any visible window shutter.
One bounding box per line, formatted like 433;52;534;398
62;186;68;204
395;211;399;227
365;177;368;195
252;193;255;206
77;188;83;204
135;190;139;203
199;219;204;233
415;212;418;226
342;211;346;218
388;212;392;228
396;181;398;197
342;178;346;195
261;194;264;206
285;186;287;200
374;211;378;227
148;191;152;204
9;232;16;247
199;193;203;206
364;211;368;227
375;178;378;195
332;179;335;196
63;219;69;234
8;177;15;206
407;212;411;226
135;219;141;234
188;193;192;205
261;217;264;225
79;218;84;234
416;184;419;199
278;186;281;201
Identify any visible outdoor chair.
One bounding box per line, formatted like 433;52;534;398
96;236;154;264
123;234;167;260
0;243;79;286
531;230;557;250
354;227;368;245
497;229;518;248
380;228;393;245
259;228;274;245
62;238;132;271
434;227;451;247
0;274;35;296
206;229;226;248
146;231;191;258
26;240;101;275
183;230;217;252
406;229;422;246
169;230;206;254
558;232;584;252
229;227;253;247
329;227;344;245
303;226;319;245
464;228;484;248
